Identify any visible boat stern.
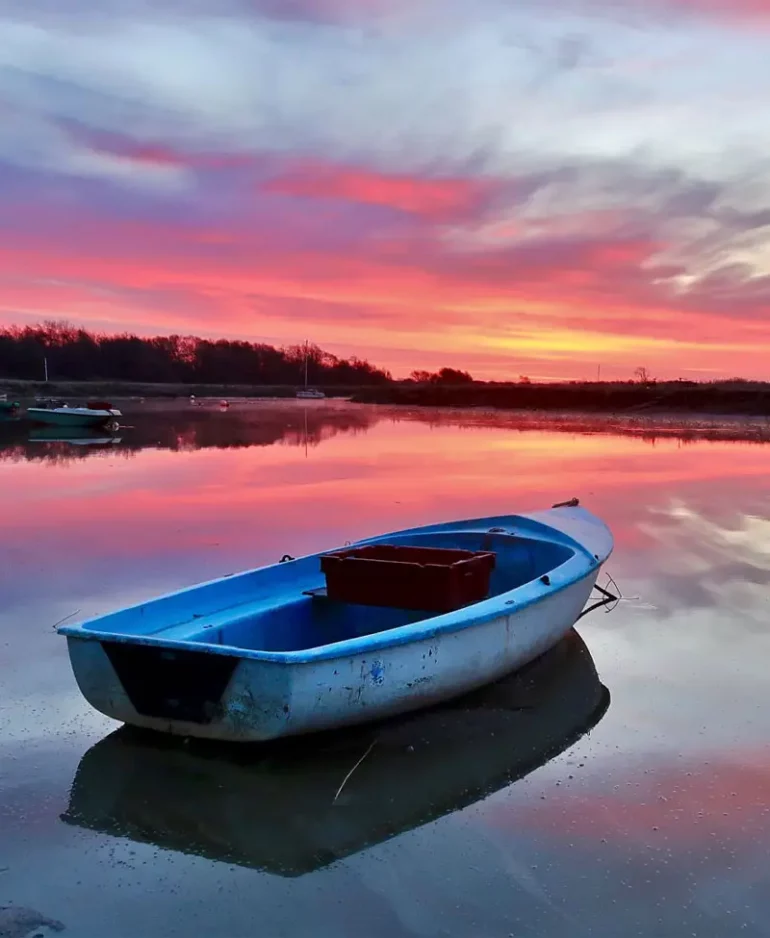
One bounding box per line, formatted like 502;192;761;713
63;634;293;742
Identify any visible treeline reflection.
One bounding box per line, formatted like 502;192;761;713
1;404;770;464
0;404;377;464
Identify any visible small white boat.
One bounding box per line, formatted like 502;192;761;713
59;501;614;742
27;398;122;429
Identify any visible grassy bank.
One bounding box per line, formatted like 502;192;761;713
5;377;770;416
0;379;365;400
351;380;770;416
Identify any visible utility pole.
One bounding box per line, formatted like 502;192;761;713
44;356;48;382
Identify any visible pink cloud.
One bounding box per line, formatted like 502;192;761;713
248;0;770;27
249;0;414;23
3;151;770;381
265;160;493;221
57;123;257;172
664;0;770;17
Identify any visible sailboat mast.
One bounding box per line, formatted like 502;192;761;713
304;340;308;388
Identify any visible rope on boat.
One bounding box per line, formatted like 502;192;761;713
50;609;81;630
577;573;622;620
279;554;295;563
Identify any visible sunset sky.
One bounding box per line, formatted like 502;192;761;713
1;0;770;380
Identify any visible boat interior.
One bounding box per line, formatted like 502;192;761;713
81;531;577;654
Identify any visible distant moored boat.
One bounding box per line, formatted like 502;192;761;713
296;340;326;399
26;398;122;430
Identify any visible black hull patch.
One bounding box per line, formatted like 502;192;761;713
102;642;238;724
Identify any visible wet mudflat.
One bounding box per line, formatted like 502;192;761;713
1;401;769;937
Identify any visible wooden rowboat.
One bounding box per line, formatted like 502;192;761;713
58;500;614;742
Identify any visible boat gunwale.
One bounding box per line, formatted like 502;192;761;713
59;507;613;664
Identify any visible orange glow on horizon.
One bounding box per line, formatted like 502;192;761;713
3;230;769;381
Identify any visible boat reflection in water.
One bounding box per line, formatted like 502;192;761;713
28;427;122;446
61;629;609;877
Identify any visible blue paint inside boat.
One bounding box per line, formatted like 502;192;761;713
61;516;596;662
167;534;570;653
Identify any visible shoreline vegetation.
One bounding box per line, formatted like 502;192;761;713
0;322;391;390
0;379;363;400
4;377;770;419
1;321;770;416
350;380;770;415
6;376;770;418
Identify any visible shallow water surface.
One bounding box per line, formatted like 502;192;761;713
1;401;769;937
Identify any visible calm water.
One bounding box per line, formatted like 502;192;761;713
2;401;770;938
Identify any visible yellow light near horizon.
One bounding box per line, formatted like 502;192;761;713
478;328;762;356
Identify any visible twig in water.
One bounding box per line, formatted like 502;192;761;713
333;740;376;804
51;609;80;630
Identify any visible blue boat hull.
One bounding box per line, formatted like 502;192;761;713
60;504;614;741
